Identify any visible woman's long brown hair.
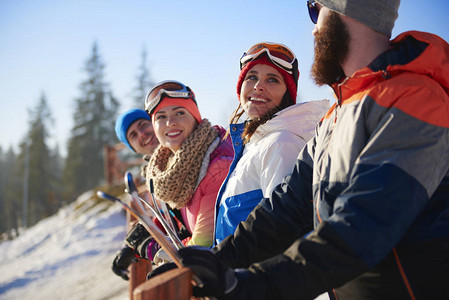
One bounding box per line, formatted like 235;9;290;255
226;92;294;144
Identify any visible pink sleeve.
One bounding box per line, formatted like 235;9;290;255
185;158;231;247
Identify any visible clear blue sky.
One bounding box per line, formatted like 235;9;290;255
1;0;448;157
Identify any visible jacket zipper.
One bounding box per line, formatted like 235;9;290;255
316;78;347;223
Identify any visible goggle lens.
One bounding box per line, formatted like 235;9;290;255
147;82;186;102
240;42;297;74
145;81;192;115
245;43;295;64
307;0;319;24
239;42;299;83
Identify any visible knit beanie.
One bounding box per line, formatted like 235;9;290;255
115;108;151;151
317;0;400;37
236;55;298;103
151;97;202;124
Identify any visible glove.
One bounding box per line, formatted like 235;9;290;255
125;222;163;260
111;246;138;280
146;262;178;280
125;223;153;259
145;246;236;296
178;246;238;298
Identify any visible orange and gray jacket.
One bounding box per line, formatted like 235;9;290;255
214;31;449;300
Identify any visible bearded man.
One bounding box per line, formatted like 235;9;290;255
149;1;449;299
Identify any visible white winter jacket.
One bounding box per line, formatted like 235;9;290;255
214;100;329;245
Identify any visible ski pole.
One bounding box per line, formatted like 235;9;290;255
96;190;183;268
124;172;183;249
148;178;177;236
97;190;204;287
161;201;177;233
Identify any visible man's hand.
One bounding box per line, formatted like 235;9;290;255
179;247;238;298
146;247;252;298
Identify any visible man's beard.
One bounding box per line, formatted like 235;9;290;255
311;11;350;86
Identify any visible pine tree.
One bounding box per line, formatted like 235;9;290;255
48;144;64;208
0;147;21;236
17;92;55;227
63;42;120;200
0;147;7;234
132;47;155;108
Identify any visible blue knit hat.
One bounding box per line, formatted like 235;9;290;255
115;108;151;151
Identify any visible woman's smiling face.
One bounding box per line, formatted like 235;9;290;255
153;105;198;153
239;63;287;119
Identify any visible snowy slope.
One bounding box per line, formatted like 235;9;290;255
0;189;331;300
0;190;129;300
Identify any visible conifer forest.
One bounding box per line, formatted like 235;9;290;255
0;43;155;237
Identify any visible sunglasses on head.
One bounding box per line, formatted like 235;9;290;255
307;0;320;24
145;80;195;116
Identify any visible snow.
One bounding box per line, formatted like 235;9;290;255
0;190;129;300
0;190;329;300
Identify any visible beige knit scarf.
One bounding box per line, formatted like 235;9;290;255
146;119;218;209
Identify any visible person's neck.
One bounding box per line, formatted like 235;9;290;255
342;28;390;78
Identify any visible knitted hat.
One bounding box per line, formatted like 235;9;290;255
236;55;298;103
115;108;151;151
317;0;400;37
151;97;202;124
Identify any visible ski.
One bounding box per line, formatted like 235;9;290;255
96;190;183;268
97;189;204;286
148;177;178;239
124;172;183;249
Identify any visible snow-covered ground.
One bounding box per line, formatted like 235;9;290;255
0;190;329;300
0;191;129;300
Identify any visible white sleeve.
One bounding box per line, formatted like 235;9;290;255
258;132;307;197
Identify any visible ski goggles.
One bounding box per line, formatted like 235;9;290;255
145;80;196;115
240;42;299;81
307;0;319;24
